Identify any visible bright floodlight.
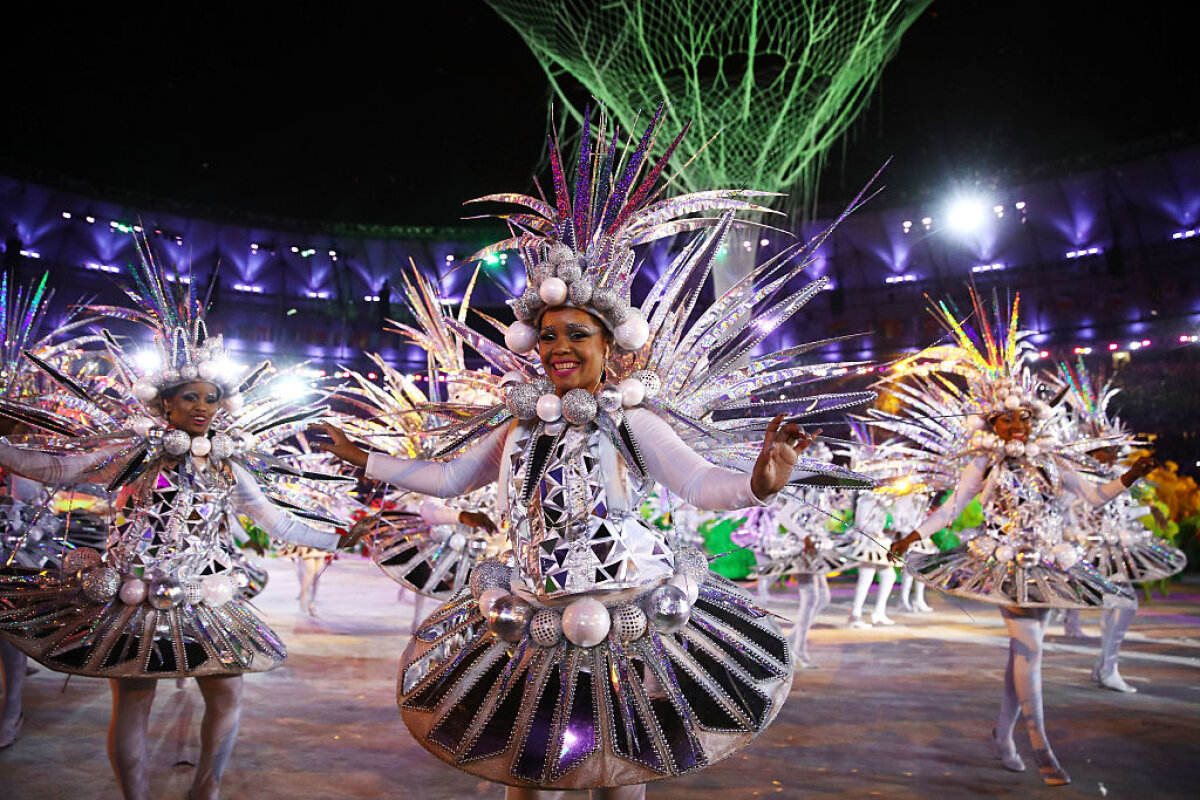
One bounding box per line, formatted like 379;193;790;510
275;376;309;402
947;198;986;233
134;349;162;373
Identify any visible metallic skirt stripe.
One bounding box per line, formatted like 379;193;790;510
397;573;793;789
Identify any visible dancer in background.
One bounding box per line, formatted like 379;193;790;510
317;106;873;799
887;292;1155;787
0;272;105;749
1055;360;1186;692
0;247;351;800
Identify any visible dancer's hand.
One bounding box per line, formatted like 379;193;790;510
1120;456;1158;487
309;422;370;468
341;516;375;550
889;532;921;563
459;511;498;533
751;415;820;501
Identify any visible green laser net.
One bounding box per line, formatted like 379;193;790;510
487;0;931;218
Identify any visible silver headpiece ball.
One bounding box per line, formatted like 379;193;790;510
528;607;563;647
80;567;121;603
643;584;691;633
147;577;185;610
469;558;513;598
486;594;532;643
610;603;648;642
561;389;598;426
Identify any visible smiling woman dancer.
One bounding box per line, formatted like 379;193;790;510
0;248;351;800
886;293;1155;787
317;107;874;799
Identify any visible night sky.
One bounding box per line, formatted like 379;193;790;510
2;2;1194;225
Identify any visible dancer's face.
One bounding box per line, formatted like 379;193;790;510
990;409;1032;442
164;381;221;437
538;308;609;394
1088;446;1119;466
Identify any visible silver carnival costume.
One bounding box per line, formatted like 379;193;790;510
353;107;875;792
0;247;350;799
880;292;1147;786
1055;360;1186;692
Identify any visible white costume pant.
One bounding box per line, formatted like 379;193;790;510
792;573;830;662
995;607;1069;783
108;675;243;800
850;562;895;622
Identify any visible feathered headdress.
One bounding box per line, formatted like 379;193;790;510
465;103;782;354
83;238;249;412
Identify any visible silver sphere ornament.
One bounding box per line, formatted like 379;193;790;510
148;577;185;610
561;597;612;647
486;594;532;643
62;547;103;574
557;262;582;283
569;278;594;306
539;277;569;306
505;382;540;421
548;243;574;265
477;588;510;619
630;370;661;399
162;429;191;456
606;303;633;326
209;433;234;460
183;580;204;605
536;393;563;422
590;288;617;312
162;368;181;385
180;364;199;381
994;544;1015;563
1051;543;1079;569
610;603;648;642
532;377;556;396
80;567;121;603
232;570;251;589
469;558;512;597
1004;440;1025;458
466;536;489;560
643;584;691;633
528;608;563;647
119;578;148;605
1014;547;1041;569
596;384;623;413
561;389;598;426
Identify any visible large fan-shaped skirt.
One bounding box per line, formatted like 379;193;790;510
397;572;793;790
1083;536;1187;584
911;544;1136;609
361;510;500;600
755;543;848;579
0;566;285;678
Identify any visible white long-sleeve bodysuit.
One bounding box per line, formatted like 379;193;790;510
366;408;781;598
